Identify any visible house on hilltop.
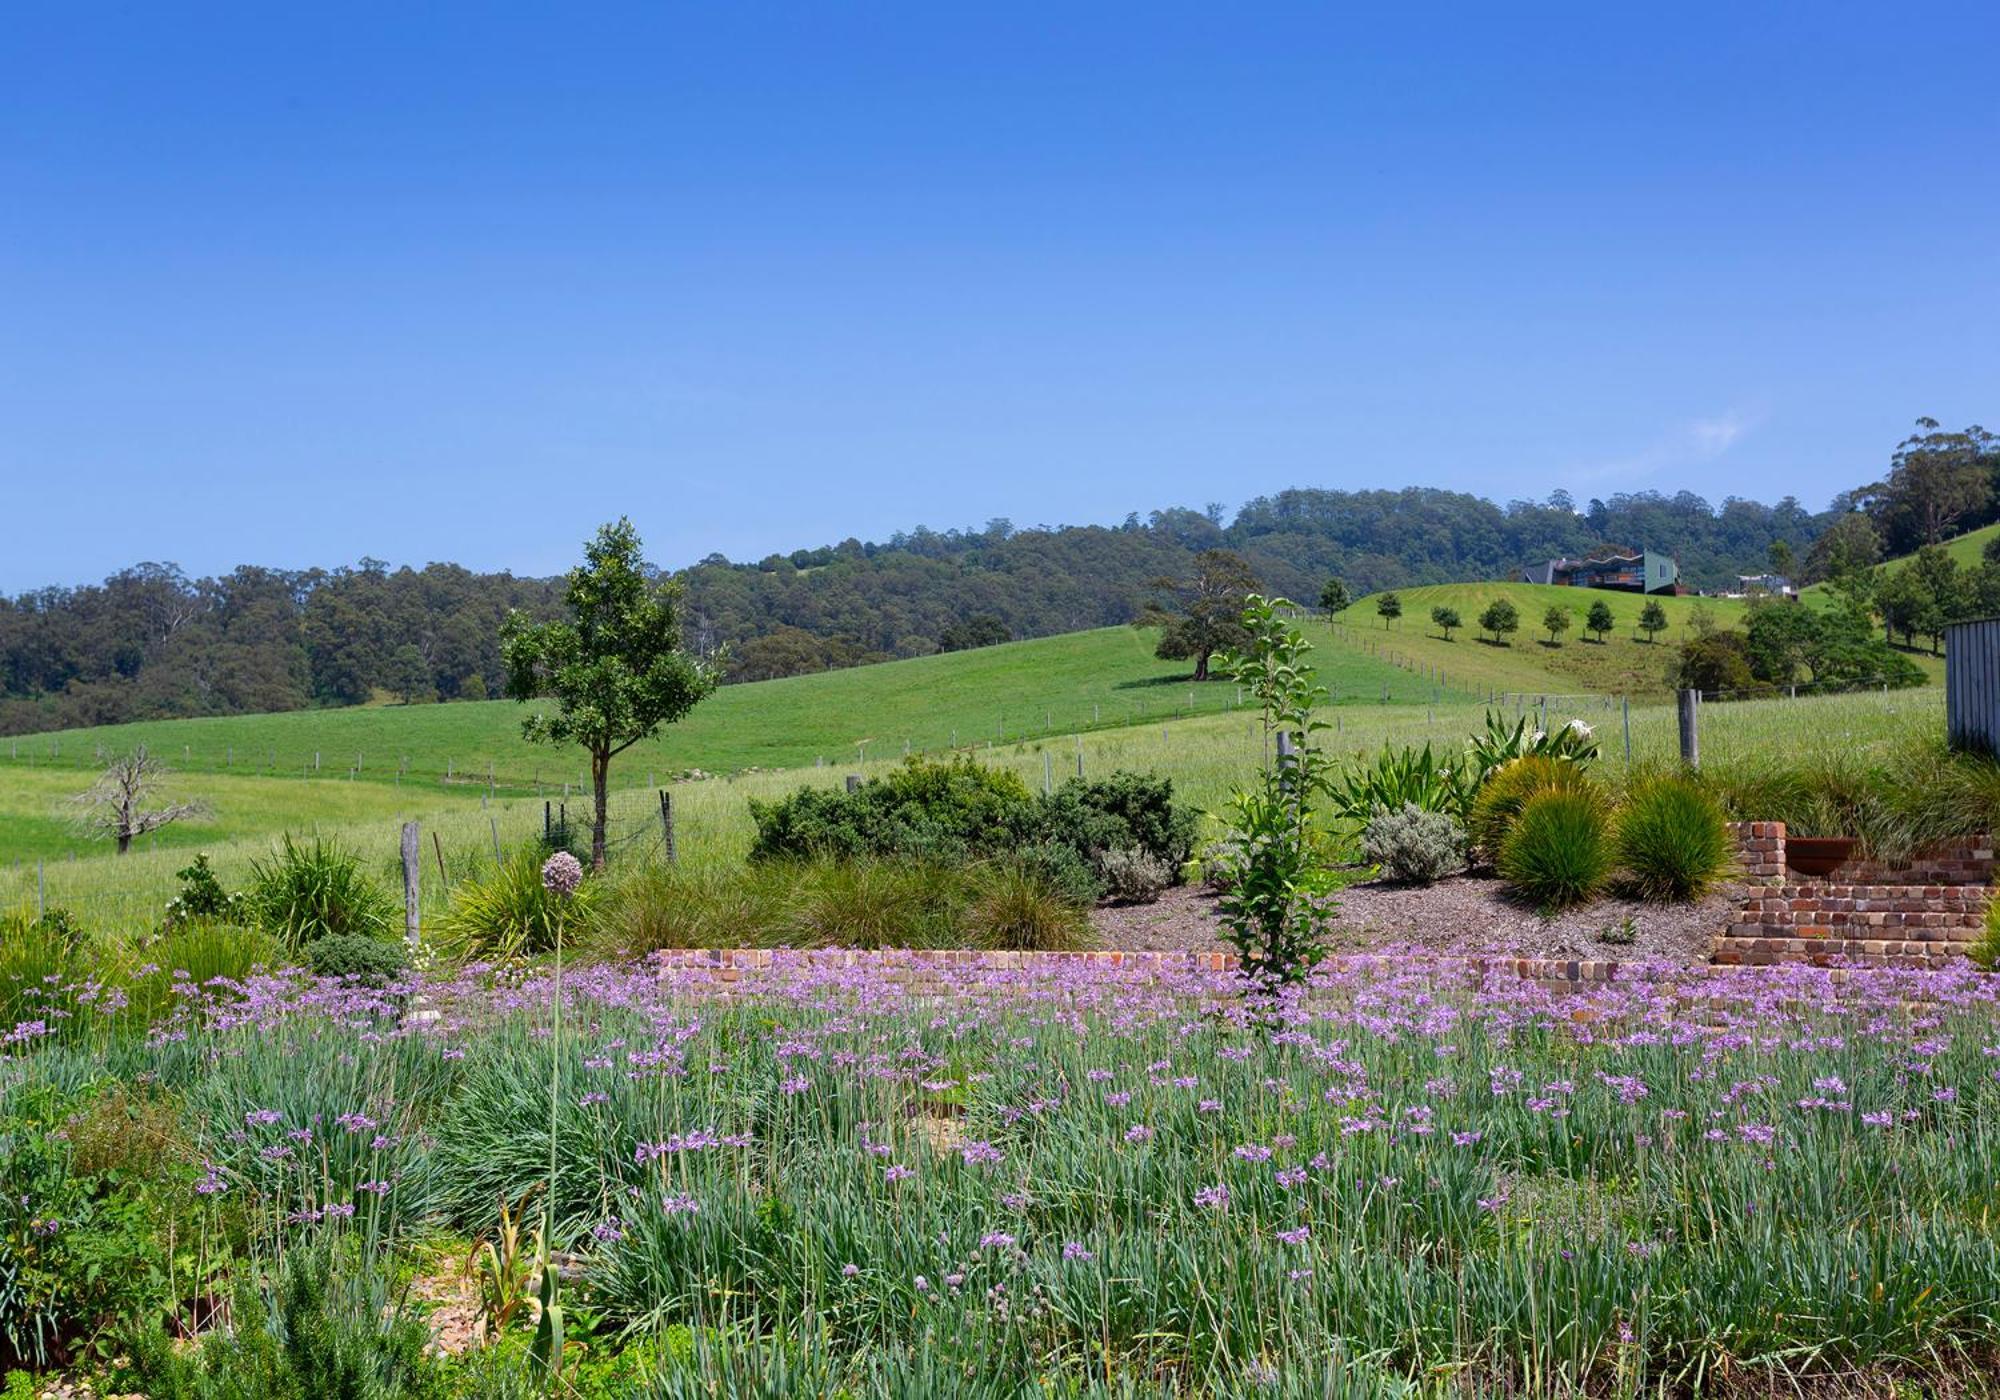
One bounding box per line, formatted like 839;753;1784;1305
1521;549;1681;595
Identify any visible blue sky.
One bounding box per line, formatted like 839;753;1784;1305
3;2;1996;591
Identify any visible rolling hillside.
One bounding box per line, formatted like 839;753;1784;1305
1328;583;1760;696
0;621;1435;801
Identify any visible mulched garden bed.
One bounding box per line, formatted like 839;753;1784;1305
1091;875;1735;964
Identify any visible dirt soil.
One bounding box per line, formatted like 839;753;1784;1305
1091;876;1736;964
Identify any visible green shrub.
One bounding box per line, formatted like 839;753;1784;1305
0;1088;169;1371
1329;744;1474;827
963;860;1094;950
1095;846;1171;904
120;923;281;1029
122;1246;441;1399
747;758;1198;885
1499;789;1614;912
1465;710;1599;784
163;854;245;930
1036;772;1198;883
305;933;410;983
440;846;601;959
1618;775;1734;902
1017;841;1101;907
747;757;1036;863
1361;804;1466;885
593;864;796;955
1468;756;1602;858
245;836;397;948
1971;898;2000;971
0;916;82;1047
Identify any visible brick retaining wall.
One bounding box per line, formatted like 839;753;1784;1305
1727;821;1993;887
1717;883;1987;968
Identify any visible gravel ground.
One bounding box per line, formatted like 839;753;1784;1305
1091;876;1736;964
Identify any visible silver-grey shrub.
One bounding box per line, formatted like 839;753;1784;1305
1362;803;1466;885
1095;845;1170;904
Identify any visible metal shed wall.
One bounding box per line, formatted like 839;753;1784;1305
1945;618;2000;753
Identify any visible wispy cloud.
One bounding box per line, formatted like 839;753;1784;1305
1567;408;1764;487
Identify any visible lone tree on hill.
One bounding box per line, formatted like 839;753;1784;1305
1318;577;1349;614
1637;599;1669;644
1376;592;1402;629
1430;604;1461;641
1543;605;1573;645
70;747;205;855
503;518;718;870
1139;548;1258;681
1479;598;1519;645
1586;598;1615;643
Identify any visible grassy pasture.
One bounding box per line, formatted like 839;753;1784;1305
1;685;1943;939
1336;580;1948;691
0;622;1438;794
1331;582;1758;696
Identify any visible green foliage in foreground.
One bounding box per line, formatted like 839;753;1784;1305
7;954;1996;1394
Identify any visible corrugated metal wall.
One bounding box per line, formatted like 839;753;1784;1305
1945;619;2000;753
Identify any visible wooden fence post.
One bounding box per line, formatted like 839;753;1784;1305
401;821;421;954
1677;688;1700;767
659;789;676;864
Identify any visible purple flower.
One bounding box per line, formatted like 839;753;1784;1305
1062;1241;1094;1261
979;1231;1017;1249
884;1164;914;1182
541;851;584;897
1276;1226;1310;1245
1194;1184;1230;1209
1124;1124;1154;1144
961;1141;1004;1166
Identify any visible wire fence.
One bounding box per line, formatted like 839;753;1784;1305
1;679;1944;940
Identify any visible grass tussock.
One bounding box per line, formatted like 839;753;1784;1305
591;855;1094;956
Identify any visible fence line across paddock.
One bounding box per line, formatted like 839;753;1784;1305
0;684;1944;941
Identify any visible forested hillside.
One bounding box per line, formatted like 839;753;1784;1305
0;483;1850;737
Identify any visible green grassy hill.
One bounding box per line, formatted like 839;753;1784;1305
1873;520;2000;577
1;621;1436;798
1329;583;1759;697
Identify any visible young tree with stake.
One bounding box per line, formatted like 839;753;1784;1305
1376;592;1402;629
503;519;718;870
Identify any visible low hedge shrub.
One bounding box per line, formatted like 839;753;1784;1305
746;758;1196;896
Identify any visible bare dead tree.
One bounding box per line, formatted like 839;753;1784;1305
69;746;206;854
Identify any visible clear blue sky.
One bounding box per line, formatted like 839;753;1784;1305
3;3;1996;592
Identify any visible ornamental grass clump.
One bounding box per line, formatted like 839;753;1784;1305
1468;755;1602;860
1618;774;1734;903
245;834;397;948
1499;788;1615;911
441;845;602;959
962;860;1094;950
